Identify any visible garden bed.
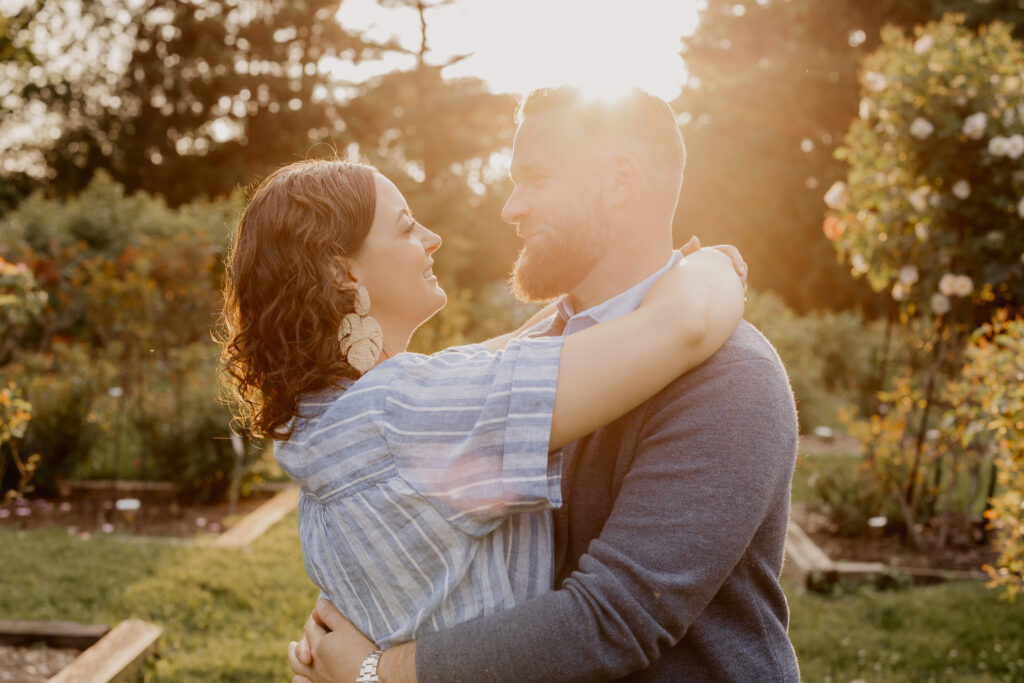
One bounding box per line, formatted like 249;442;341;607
0;643;79;682
0;481;278;538
791;503;997;574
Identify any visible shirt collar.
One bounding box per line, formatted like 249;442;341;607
550;251;682;336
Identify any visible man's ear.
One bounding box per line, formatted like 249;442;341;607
603;154;640;208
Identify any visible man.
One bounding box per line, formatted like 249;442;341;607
290;86;800;682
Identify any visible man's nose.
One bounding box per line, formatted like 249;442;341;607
501;188;528;225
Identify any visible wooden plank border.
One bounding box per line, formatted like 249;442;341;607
211;484;300;549
48;618;162;683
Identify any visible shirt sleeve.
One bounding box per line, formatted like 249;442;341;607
377;336;565;537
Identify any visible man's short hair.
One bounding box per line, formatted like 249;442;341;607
516;86;686;211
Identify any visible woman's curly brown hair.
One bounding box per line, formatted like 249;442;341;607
219;159;378;440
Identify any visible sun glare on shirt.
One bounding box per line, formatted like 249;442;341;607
333;0;700;101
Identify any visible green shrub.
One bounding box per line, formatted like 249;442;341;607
745;290;884;432
0;342;114;494
806;458;898;537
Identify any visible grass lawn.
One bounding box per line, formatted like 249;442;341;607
3;514;1023;681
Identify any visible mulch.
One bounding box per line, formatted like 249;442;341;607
0;644;79;682
0;486;276;538
791;503;998;573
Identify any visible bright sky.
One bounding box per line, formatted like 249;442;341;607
331;0;701;100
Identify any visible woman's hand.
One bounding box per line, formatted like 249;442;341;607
680;235;748;293
288;599;376;683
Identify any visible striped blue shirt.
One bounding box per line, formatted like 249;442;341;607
276;337;565;647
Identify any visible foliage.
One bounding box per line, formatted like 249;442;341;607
804;457;897;537
951;313;1024;598
1;0;387;203
827;16;1023;559
0;383;38;503
745;290;883;432
677;0;936;313
0;174;252;500
0;255;45;500
827;15;1024;318
0;342;112;495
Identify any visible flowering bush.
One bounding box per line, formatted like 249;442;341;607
825;16;1024;565
825;15;1024;318
0;256;45;500
950;312;1024;598
0;174;248;500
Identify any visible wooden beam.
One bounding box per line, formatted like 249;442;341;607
212;484;300;549
49;619;162;683
0;620;108;649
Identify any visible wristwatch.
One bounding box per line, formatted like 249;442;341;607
355;650;384;683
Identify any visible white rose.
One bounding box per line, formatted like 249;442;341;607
899;265;920;286
915;223;930;241
1003;109;1017;127
952;179;971;199
851;253;868;276
939;273;957;296
910;117;935;140
908;186;930;212
891;281;906;301
864;71;888;92
1006;134;1024;160
989;135;1010;157
824;181;848;210
859;98;873;120
914;35;935;55
961;112;988;139
1017;196;1024;219
931;293;951;315
952;275;974;298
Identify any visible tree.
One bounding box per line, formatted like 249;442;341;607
2;0;388;204
676;0;934;312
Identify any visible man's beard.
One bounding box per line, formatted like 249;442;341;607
510;199;612;303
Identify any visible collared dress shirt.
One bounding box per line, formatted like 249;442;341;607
276;337;564;648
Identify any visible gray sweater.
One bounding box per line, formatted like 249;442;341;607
416;322;800;681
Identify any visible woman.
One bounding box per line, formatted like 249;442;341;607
220;159;745;650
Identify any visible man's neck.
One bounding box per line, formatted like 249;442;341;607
566;241;674;313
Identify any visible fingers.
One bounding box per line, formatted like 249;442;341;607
313;598;349;633
297;635;312;666
304;613;328;654
680;235;701;255
288;641;314;679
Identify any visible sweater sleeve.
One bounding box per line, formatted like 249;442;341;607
414;355;798;682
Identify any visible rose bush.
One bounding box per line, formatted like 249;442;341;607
824;15;1024;588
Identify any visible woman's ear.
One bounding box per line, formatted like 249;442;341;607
603;153;640;208
333;257;361;288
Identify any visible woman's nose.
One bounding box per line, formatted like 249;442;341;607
422;226;441;253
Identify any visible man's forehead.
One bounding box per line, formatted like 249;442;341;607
511;108;588;170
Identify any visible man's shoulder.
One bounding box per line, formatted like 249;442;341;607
651;320;793;410
707;320;783;367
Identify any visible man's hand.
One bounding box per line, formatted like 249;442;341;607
288;599;376;683
680;235;748;293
